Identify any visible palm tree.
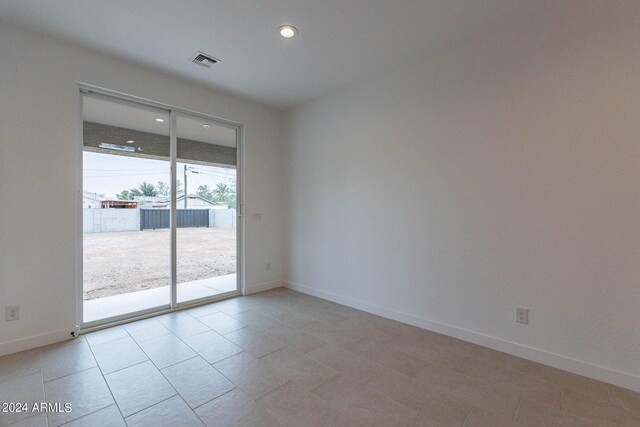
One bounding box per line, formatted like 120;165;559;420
212;183;236;208
116;181;158;200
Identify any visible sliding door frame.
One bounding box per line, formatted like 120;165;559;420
77;83;244;331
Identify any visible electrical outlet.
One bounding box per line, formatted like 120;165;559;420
252;213;262;221
515;308;528;324
5;305;19;321
265;262;271;272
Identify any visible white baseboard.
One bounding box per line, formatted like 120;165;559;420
0;283;283;356
284;280;640;393
244;280;282;295
0;327;79;357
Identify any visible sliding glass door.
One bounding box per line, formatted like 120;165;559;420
82;95;172;324
175;114;238;304
81;90;240;327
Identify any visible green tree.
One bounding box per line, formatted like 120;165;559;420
116;189;140;200
196;184;214;201
225;194;237;209
213;183;236;208
116;190;130;200
196;183;236;207
138;181;158;196
116;181;157;200
156;180;183;198
213;183;232;200
156;181;170;197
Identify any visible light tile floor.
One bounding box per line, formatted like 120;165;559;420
2;288;640;426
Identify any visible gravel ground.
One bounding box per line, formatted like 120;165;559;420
83;228;236;300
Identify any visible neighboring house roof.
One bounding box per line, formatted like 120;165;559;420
132;196;169;203
176;194;217;205
101;200;138;208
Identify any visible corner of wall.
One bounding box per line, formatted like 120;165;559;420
244;280;282;295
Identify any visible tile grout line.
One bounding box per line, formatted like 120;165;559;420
406;408;421;427
98;358;148;377
89;324;161;421
256;344;287;360
121;393;179;421
158;354;200;371
184;307;219;320
39;348;49;427
214;361;285;404
42;364;96;384
460;406;474;427
92;340;189;421
513;393;524;422
190;385;239;412
205;350;250;389
121;328;180;418
132;326;204;370
194;324;308;406
171;324;250;408
82;339;125;425
255;379;293;402
57;404;118;427
127;312;251;424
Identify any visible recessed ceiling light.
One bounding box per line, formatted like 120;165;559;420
278;25;298;38
126;140;135;144
203;124;212;129
155;118;165;122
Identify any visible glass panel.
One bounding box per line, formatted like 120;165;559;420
175;114;238;303
82;95;171;323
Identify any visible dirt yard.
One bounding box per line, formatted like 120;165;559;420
83;228;236;300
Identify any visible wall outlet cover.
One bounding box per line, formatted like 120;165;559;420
5;305;19;321
516;308;528;324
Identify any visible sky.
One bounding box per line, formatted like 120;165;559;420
83;152;235;198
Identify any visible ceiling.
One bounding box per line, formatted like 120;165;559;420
0;0;559;110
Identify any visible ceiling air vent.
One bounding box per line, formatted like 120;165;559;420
190;51;220;68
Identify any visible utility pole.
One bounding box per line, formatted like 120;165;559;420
183;165;188;209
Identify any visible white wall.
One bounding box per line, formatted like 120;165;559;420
83;209;140;233
0;23;283;353
210;209;237;229
283;4;640;391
